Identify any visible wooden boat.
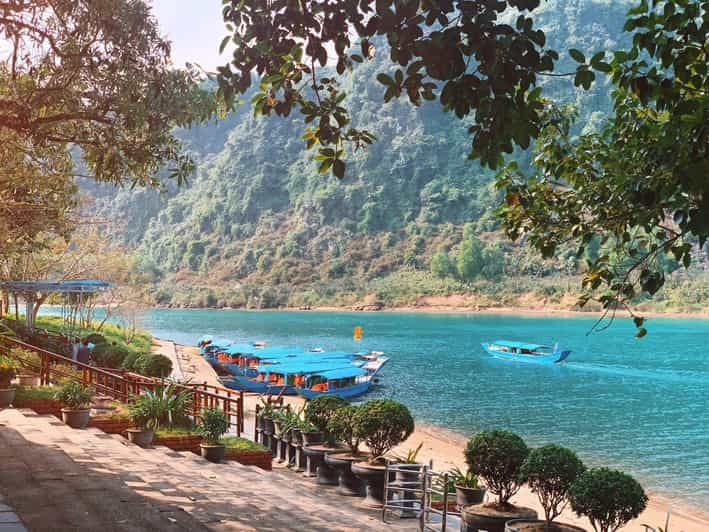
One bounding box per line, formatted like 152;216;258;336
481;340;571;364
223;361;356;395
296;366;371;399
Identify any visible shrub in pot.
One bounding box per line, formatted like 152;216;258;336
304;395;347;445
446;466;486;507
460;430;536;532
351;399;414;507
10;347;41;385
0;354;20;407
55;380;93;428
198;407;229;463
325;405;365;496
127;383;192;447
509;444;587;532
127;395;160;447
568;468;647;532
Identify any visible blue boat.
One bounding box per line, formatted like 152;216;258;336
296;366;371;399
481;340;571;364
223;361;355;395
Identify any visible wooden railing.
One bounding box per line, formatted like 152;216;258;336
0;335;245;435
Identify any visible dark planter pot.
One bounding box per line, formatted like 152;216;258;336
272;420;283;436
61;407;91;429
281;428;292;443
301;431;324;445
460;503;537;532
302;445;343;484
351;461;393;508
256;414;265;432
0;387;16;408
396;464;422;518
456;486;486;507
324;452;366;496
200;443;226;463
263;417;274;436
126;428;155;448
505;520;587;532
291;428;302;445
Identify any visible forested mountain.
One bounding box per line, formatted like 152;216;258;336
85;0;708;311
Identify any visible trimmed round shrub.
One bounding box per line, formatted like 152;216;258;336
304;395;348;433
121;351;142;372
520;444;585;524
352;399;414;461
465;430;529;506
568;468;647;532
91;343;130;368
136;354;173;378
327;404;361;455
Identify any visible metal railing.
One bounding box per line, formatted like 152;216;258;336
0;335;245;435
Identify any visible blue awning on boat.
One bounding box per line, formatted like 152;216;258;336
492;340;549;350
312;367;368;380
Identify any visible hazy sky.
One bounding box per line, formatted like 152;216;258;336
150;0;226;71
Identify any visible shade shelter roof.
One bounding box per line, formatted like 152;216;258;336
0;279;111;295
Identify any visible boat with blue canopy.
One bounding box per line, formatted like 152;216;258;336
481;340;571;364
296;366;371;399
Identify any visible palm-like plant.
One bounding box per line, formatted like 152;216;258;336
129;383;192;431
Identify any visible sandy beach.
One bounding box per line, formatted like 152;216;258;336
159;339;709;531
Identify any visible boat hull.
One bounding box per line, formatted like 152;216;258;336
297;380;371;400
222;376;296;395
481;344;570;364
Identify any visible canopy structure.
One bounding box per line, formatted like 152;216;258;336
0;279;111;332
492;340;549;351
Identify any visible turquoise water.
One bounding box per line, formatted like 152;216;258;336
127;310;709;507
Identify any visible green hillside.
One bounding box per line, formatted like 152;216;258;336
87;0;709;313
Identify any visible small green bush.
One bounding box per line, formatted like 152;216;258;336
520;444;586;524
568;468;648;532
121;351;142;372
136;354;173;378
84;333;106;345
465;430;529;506
91;343;130;368
54;380;93;409
304;395;348;433
0;354;20;386
220;436;267;452
352;399;414;462
327;404;361;455
199;407;229;444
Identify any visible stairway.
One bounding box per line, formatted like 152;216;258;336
0;408;415;531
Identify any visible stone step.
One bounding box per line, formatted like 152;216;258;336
0;408;415;531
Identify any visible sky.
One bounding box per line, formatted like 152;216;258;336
150;0;227;71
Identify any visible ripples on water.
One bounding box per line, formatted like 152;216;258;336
135;309;709;508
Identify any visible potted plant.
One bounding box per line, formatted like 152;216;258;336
508;444;587;532
325;404;366;496
460;430;537;532
55;380;94;429
303;395;347;445
351;399;415;507
446;466;486;508
0;354;20;407
198;407;229;462
127;395;160;447
568;468;648;532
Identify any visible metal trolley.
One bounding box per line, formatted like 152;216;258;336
382;460;461;531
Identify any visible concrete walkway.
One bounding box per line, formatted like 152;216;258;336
0;408;415;531
0;494;27;532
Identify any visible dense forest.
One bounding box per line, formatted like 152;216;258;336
86;0;708;312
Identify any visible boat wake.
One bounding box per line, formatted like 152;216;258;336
563;361;706;385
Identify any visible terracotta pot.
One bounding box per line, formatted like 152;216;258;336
456;485;486;507
61;407;91;429
460;503;537;532
0;387;16;408
324;452;366;496
505;520;587;532
200;443;226;463
126;428;155;448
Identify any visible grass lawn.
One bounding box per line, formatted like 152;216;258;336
13;385;58;401
221;436;267;452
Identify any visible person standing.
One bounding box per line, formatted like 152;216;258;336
71;336;80;362
76;339;91;365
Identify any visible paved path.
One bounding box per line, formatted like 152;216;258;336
0;494;27;532
0;408;416;531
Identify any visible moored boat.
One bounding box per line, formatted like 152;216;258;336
296;366;371;399
481;340;571;364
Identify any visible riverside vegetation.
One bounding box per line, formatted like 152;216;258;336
84;0;709;316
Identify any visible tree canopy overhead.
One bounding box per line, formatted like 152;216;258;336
218;0;557;177
0;0;215;187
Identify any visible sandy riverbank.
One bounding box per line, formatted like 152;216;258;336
158;339;709;531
